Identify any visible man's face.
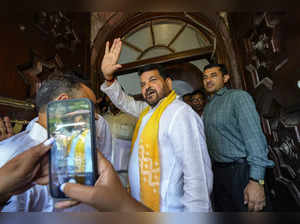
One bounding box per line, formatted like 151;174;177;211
140;69;172;107
203;67;230;94
191;93;205;114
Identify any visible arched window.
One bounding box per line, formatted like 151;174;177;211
92;13;236;97
116;19;212;95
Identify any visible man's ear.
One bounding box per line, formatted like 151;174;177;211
223;74;230;84
55;93;70;101
166;77;172;90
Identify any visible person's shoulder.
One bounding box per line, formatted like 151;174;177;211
96;113;106;122
96;113;110;126
167;98;189;111
167;99;199;118
226;89;252;99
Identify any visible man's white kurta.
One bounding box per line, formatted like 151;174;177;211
0;114;112;212
101;81;213;212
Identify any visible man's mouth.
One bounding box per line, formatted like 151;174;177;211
206;83;214;88
146;89;156;99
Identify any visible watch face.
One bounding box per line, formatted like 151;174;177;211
258;180;265;185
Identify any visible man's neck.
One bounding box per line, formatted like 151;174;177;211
37;112;47;129
208;87;225;98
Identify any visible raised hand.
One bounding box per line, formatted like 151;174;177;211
0;116;13;141
101;38;123;82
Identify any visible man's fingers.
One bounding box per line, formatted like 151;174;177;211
62;183;95;206
34;176;49;185
115;39;122;58
243;192;249;205
113;64;122;72
28;138;54;158
111;38;117;53
247;201;255;212
105;41;110;54
254;200;265;212
0;117;6;136
96;151;113;175
3;116;13;136
55;200;80;209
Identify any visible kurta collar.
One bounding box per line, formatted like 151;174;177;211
208;87;228;102
216;87;228;96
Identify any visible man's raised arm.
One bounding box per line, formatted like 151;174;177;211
100;38;147;117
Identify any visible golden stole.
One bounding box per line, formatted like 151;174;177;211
131;90;176;211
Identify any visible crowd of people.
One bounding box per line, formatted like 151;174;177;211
0;38;274;212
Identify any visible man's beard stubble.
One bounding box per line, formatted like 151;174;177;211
144;87;171;107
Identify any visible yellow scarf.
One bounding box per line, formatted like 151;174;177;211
131;90;176;211
67;129;89;173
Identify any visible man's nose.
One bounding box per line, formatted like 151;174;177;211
205;77;213;84
144;82;152;91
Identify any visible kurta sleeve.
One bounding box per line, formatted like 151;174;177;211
233;91;274;180
100;81;148;118
168;106;213;212
95;114;113;163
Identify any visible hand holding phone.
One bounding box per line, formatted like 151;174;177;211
47;98;98;198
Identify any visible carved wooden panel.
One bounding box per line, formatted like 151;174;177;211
17;50;64;98
243;12;287;87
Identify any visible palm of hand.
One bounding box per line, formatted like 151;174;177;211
101;38;122;79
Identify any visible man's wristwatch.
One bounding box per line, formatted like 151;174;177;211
249;177;265;185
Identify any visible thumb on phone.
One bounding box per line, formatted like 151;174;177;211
61;182;94;205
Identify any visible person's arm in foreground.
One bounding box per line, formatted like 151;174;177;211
0;138;54;211
56;151;152;212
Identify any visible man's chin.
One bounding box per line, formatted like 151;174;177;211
205;88;216;94
145;98;159;107
147;101;158;107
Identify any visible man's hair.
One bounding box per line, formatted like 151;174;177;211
191;89;207;100
137;64;171;80
183;92;193;98
35;71;91;112
203;63;228;75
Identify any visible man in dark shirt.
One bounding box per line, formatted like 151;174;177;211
202;63;274;212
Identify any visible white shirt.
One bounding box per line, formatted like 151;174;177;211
101;81;213;212
0;114;112;212
103;111;137;171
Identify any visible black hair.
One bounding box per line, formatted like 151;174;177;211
137;64;170;80
35;71;91;112
191;89;207;100
203;63;228;75
183;92;193;98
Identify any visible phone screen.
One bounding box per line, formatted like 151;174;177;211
47;98;97;198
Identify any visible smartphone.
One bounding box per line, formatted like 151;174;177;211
47;98;98;198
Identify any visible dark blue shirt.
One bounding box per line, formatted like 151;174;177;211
203;87;274;180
